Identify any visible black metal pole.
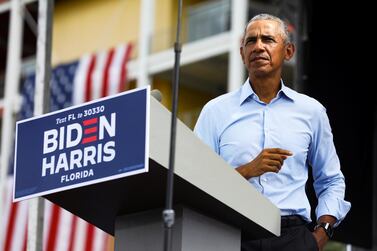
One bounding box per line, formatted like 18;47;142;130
163;0;183;250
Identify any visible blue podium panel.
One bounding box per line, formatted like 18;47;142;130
14;87;149;201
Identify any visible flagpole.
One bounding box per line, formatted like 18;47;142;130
0;0;24;247
28;0;53;250
163;0;183;250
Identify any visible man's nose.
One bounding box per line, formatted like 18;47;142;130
253;39;264;51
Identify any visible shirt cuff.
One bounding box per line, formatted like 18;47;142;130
315;195;351;227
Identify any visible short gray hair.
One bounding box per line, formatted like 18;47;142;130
243;13;290;44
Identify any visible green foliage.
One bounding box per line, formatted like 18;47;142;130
324;241;347;251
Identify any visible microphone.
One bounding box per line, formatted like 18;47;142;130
151;89;162;102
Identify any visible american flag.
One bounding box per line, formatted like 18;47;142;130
1;43;133;251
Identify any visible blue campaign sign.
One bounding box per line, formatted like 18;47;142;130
14;87;149;201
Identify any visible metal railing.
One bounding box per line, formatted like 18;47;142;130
151;0;230;53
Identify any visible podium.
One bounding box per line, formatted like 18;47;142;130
44;97;281;250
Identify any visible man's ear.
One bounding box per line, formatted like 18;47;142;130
285;43;295;61
240;40;246;64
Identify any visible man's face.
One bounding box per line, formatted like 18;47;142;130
240;20;294;78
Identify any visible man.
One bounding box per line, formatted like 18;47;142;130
194;14;351;251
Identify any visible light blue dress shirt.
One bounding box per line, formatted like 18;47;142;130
194;79;351;226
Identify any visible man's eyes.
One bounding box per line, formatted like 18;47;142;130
245;38;256;44
263;37;275;42
245;37;275;45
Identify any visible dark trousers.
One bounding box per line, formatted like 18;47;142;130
241;216;319;251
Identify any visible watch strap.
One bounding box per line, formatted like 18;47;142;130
314;222;334;238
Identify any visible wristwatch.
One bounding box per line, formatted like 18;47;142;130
314;222;334;238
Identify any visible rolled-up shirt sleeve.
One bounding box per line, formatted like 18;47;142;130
308;106;351;227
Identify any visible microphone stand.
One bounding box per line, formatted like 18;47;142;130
162;0;183;250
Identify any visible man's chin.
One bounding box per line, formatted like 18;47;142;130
250;68;271;78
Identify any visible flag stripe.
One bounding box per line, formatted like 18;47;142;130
67;216;77;251
22;226;27;251
91;52;107;101
73;219;86;251
4;202;18;251
43;201;52;251
102;235;111;251
1;179;12;251
12;202;28;251
84;225;95;251
73;55;90;105
46;205;61;251
108;46;126;95
119;43;133;92
102;48;115;97
93;229;106;251
85;55;96;102
55;208;73;251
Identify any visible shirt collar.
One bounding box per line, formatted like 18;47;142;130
239;79;296;105
279;81;296;101
239;79;254;105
